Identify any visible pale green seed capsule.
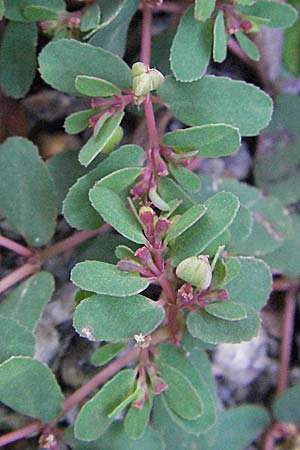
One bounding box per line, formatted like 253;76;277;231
132;73;152;97
149;68;165;90
131;62;148;78
176;255;212;290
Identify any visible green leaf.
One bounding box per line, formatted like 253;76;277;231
89;187;146;243
156;344;217;434
0;22;37;98
125;397;152;439
24;5;61;20
79;110;124;166
158;177;195;215
65;421;162;450
165;204;207;243
88;0;140;57
63;145;143;230
263;212;300;277
75;369;136;441
91;342;126;367
171;192;240;266
75;75;121;97
115;245;136;260
92;167;142;193
64;109;99;134
213;11;227;63
0;356;64;421
80;3;101;31
211;405;270;450
0;272;55;332
0;137;57;246
194;176;292;256
0;0;4;19
38;39;132;95
163;124;241;156
187;306;260;344
151;28;175;75
170;6;212;82
255;93;300;205
223;257;241;285
158;75;273;136
236;31;260;61
46;149;89;213
3;0;64;22
205;301;247;321
71;261;149;297
0;316;35;362
237;1;298;28
228;205;253;246
225;257;272;311
160;364;203;420
273;384;300;424
74;294;165;341
169;165;201;193
283;14;300;75
195;0;215;21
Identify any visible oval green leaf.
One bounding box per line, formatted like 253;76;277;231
204;301;247;321
75;75;121;97
74;294;165;341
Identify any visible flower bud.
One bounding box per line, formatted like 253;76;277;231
133;73;152;97
176;255;212;290
149;68;165;90
132;62;148;78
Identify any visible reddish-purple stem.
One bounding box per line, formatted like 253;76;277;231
277;287;297;394
0;263;38;295
0;236;34;257
0;422;41;447
263;428;276;450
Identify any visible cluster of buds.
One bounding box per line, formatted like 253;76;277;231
176;255;228;309
40;11;82;37
221;5;253;34
138;206;170;248
131;62;164;103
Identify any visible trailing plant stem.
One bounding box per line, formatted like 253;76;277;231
0;262;38;295
0;236;34;257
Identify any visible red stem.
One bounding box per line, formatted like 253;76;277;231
277;287;297;395
0;263;38;295
0;422;41;447
263;428;276;450
0;236;34;257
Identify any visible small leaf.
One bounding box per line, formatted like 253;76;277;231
158;177;195;215
80;3;101;32
0;316;35;363
170;6;212;82
125;398;152;439
79;110;124;166
64;109;98;134
91;342;126;367
38;39;132;95
165;204;207;243
223;257;241;285
236;31;260;61
0;22;37;98
213;11;227;63
0;272;55;332
89;187;146;243
205;301;247;321
194;0;215;21
0;137;57;246
171;192;240;266
211;405;270;450
75;75;121;97
163;124;241;156
71;261;149;296
74;294;165;341
169;165;201;193
160;364;203;420
92;167;142;193
187;306;260;344
211;258;227;289
0;356;64;421
273;385;300;424
115;245;136;260
158;75;273;137
74;369;136;441
24;5;60;20
63;145;143;230
237;1;298;28
4;0;65;22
